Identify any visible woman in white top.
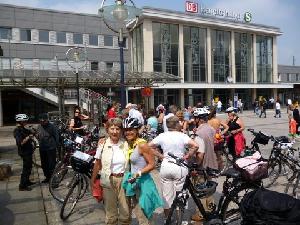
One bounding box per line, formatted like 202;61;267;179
91;118;130;225
149;116;199;218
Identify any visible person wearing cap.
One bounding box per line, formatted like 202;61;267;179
36;113;59;183
225;107;245;158
191;108;218;222
13;114;36;191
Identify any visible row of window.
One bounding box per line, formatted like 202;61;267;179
0;27;126;48
279;73;300;82
0;58;128;72
132;22;275;84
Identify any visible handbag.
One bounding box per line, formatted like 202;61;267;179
92;178;103;202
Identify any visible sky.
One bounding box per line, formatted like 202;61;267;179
0;0;299;66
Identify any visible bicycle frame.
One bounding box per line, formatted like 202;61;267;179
165;157;261;225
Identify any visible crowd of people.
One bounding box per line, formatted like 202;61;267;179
12;101;248;223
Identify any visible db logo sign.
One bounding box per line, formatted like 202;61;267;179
186;1;198;13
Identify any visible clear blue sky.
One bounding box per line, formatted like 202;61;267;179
1;0;299;66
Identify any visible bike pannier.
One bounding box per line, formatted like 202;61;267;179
253;132;269;145
235;152;268;181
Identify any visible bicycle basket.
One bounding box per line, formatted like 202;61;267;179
194;180;217;198
70;151;93;174
253;132;270;145
235;157;268;182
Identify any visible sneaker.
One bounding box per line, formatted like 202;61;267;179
19;186;32;191
191;213;204;221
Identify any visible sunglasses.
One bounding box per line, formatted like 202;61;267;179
75;111;80;113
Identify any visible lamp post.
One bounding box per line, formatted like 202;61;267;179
99;0;141;109
66;46;87;106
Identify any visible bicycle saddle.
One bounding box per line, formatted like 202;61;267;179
221;168;241;178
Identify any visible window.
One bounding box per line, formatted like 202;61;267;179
91;61;99;70
256;35;273;83
57;32;66;43
235;32;253;83
20;29;31;41
184;26;207;82
104;35;113;46
153;22;179;76
73;33;83;45
106;62;113;72
132;25;144;72
0;27;11;39
211;29;231;82
89;34;98;46
39;30;49;43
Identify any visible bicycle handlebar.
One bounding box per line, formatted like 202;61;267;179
167;152;220;177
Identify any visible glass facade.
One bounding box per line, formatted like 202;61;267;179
211;29;231;82
256;35;273;83
132;25;144;72
235;32;253;83
184;26;207;82
153;22;179;76
154;89;179;106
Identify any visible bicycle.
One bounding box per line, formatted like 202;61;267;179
216;128;264;174
60;151;93;220
49;137;96;203
264;135;300;191
164;153;262;225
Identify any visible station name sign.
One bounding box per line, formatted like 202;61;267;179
185;1;252;22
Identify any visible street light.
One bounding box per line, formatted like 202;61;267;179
66;46;87;106
99;0;141;109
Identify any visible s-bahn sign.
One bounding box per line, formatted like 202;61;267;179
185;1;252;22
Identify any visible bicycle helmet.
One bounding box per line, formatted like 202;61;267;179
193;108;210;118
15;114;29;122
194;180;218;198
122;117;141;129
225;107;237;113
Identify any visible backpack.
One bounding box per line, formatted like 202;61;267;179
241;188;300;225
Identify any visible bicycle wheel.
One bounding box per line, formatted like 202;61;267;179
78;175;88;199
49;163;75;203
164;203;184;225
218;151;229;174
221;186;256;224
292;174;300;199
284;171;300;198
60;176;81;220
263;161;281;188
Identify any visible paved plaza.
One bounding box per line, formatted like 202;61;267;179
0;109;297;225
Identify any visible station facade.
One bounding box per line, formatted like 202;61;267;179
130;6;293;109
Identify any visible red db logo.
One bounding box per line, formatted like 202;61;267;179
186;1;198;13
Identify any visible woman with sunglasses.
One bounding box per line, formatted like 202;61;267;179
122;117;162;225
69;106;89;136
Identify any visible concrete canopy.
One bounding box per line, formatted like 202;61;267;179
0;69;181;88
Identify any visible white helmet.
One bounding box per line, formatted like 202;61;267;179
193;108;210;118
15;114;29;122
225;107;237;113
